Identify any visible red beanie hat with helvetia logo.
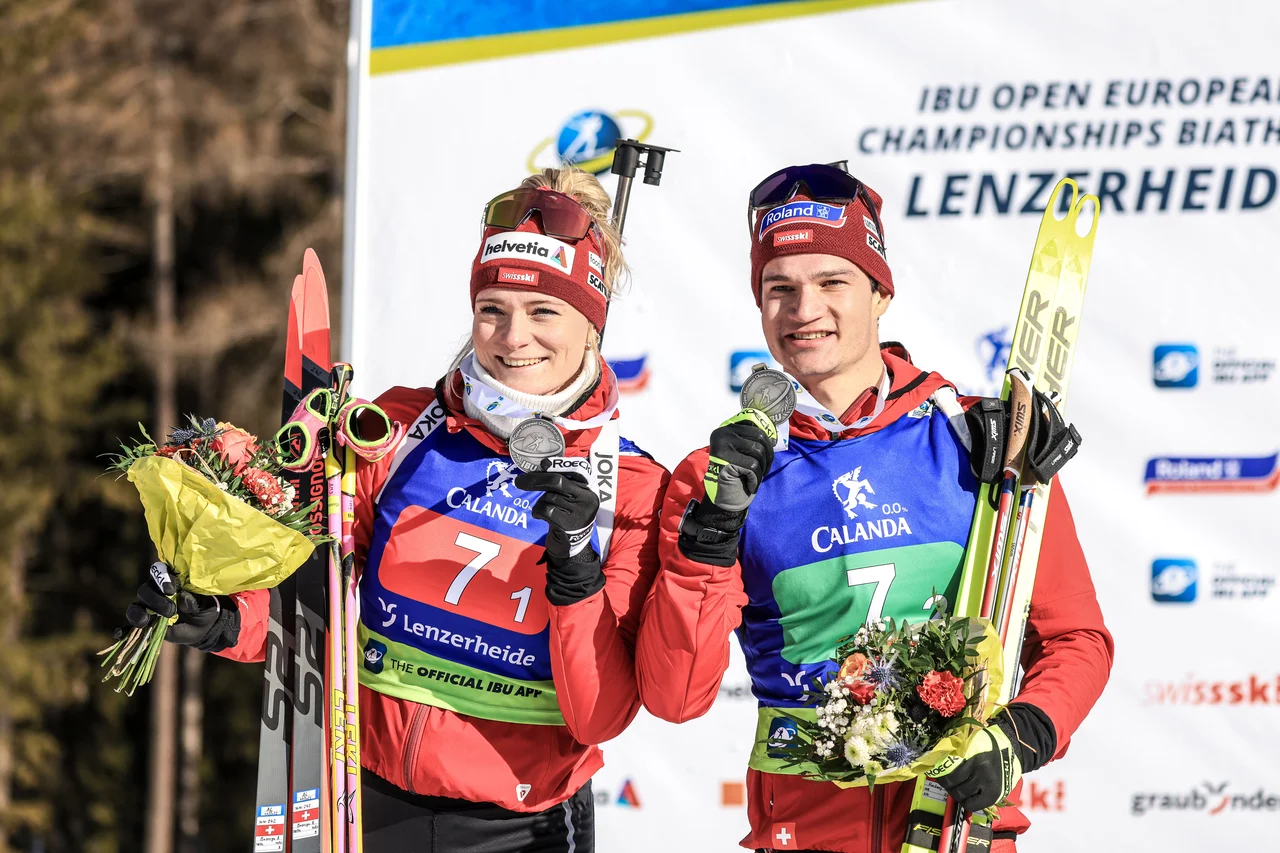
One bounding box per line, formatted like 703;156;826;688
749;185;894;303
469;210;610;332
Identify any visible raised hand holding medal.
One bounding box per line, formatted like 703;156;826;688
508;417;599;561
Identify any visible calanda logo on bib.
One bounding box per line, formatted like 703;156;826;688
812;465;913;553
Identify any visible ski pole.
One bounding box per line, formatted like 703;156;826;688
977;369;1035;622
937;370;1035;853
326;364;354;853
340;440;363;853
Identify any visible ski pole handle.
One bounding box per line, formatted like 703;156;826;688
1003;369;1035;478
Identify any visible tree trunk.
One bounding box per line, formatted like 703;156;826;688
177;647;204;852
144;49;179;853
0;541;25;853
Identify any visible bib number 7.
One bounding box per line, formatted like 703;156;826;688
448;531;533;624
845;563;896;623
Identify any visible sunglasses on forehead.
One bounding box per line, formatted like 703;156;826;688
482;188;603;243
747;163;886;252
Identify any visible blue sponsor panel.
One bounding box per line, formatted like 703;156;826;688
1152;559;1198;603
1153;344;1199;388
1144;453;1279;494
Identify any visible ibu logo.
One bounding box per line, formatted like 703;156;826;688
766;716;798;757
1153;344;1199;388
1152;558;1198;603
363;637;387;673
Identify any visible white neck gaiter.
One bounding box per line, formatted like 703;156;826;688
462;352;601;440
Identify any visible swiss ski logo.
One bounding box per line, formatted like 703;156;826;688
773;228;813;246
832;467;877;519
497;267;539;286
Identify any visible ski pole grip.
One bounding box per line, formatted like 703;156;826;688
1003;369;1034;475
331;362;355;405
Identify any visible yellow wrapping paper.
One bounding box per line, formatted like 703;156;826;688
828;617;1005;788
126;456;315;594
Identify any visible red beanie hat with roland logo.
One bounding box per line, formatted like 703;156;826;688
749;183;894;303
469;196;610;331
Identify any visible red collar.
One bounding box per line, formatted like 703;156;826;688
787;344;952;442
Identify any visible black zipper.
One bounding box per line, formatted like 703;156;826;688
402;703;428;794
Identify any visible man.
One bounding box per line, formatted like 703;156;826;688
635;164;1112;853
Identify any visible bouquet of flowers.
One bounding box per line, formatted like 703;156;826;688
769;616;1004;789
100;416;327;694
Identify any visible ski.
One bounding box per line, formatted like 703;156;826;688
289;251;334;853
254;286;304;853
902;178;1099;853
254;251;334;853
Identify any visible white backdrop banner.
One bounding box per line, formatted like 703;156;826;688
347;0;1280;849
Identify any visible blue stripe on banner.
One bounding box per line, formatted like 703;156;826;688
372;0;785;49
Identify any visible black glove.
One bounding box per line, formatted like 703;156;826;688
930;701;1057;812
678;410;776;567
703;409;776;513
119;561;240;653
514;470;605;606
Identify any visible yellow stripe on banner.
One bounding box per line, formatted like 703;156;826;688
371;0;925;75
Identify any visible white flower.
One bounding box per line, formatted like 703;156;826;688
844;733;873;768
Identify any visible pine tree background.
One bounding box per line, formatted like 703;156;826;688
0;2;350;850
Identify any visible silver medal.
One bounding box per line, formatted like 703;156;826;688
739;363;796;425
507;416;566;473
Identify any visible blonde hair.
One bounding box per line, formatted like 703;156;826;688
450;166;627;372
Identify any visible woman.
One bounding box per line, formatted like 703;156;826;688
123;166;669;851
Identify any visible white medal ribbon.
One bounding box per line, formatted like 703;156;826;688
459;352;619;430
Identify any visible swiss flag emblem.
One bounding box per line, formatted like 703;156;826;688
254;823;280;837
772;822;798;848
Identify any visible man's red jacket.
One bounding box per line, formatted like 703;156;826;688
219;364;669;812
635;346;1113;853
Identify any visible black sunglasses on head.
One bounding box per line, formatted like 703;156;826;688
748;163;886;253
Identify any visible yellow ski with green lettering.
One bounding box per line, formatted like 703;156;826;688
902;178;1099;853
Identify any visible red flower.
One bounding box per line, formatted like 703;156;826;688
917;670;967;717
241;467;289;514
156;445;178;458
847;680;877;705
211;423;260;476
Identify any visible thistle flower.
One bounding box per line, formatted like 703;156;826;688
884;738;925;768
863;658;902;692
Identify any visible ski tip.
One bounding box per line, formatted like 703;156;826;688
1068;194;1101;242
1043;178;1079;225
